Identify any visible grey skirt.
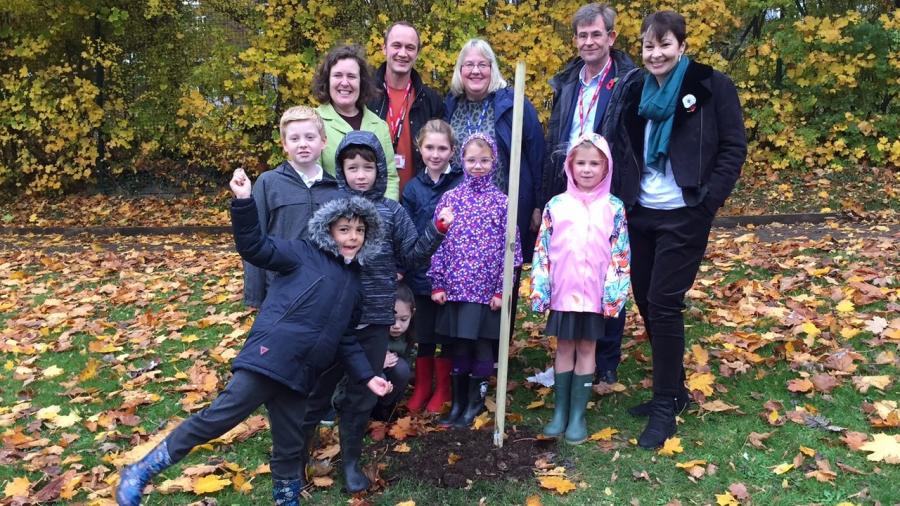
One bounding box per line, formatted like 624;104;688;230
435;301;501;341
545;310;606;340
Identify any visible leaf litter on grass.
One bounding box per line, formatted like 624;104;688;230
0;217;897;503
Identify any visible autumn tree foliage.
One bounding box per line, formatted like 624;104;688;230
1;0;898;194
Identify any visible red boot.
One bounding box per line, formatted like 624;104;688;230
426;357;453;413
406;356;434;412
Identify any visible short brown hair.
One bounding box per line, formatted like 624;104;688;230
311;45;380;111
641;11;687;46
279;106;325;140
384;21;421;50
338;145;377;167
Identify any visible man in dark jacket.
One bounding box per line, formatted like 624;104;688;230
116;171;391;506
368;21;445;196
539;3;635;385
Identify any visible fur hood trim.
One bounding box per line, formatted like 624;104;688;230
307;196;384;265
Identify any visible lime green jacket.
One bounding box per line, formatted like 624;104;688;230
317;103;399;201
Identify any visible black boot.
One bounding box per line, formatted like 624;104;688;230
454;376;488;429
338;411;371;493
629;365;690;417
637;396;678;449
438;373;468;427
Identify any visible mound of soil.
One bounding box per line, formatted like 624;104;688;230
385;427;556;488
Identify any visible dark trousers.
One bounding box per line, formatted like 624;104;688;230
627;204;713;397
299;325;390;450
378;357;411;407
595;307;626;373
165;370;308;480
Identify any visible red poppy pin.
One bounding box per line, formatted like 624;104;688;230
682;94;697;113
606;78;618;90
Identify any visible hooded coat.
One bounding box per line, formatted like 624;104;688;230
230;195;383;394
334;130;445;325
530;134;630;317
428;133;522;304
242;161;343;308
444;88;545;262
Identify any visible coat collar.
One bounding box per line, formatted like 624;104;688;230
374;63;427;95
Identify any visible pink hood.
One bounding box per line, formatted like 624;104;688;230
564;133;613;203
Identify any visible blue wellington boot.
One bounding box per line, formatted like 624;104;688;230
115;440;173;506
272;478;302;505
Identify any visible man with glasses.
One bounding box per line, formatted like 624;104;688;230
539;3;635;385
369;21;445;196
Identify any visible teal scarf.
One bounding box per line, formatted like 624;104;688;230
638;56;690;173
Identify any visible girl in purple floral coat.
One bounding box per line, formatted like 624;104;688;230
428;132;522;428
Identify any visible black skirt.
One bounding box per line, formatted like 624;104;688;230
545;310;606;340
435;301;501;340
412;295;451;345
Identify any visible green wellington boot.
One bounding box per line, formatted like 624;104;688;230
564;374;594;444
542;371;573;437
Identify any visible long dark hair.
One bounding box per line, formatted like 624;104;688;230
311;44;380;110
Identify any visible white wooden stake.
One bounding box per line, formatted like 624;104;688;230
493;61;526;448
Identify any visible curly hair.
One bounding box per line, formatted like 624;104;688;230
311;44;380;111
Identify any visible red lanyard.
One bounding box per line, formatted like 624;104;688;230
386;81;412;146
577;61;612;136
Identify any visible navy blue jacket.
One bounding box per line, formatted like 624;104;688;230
334;131;445;324
444;87;545;262
230;197;383;394
400;166;463;294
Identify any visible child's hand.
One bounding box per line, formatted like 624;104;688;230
431;291;447;305
489;295;502;311
437;206;454;228
367;376;393;397
230;168;252;199
384;351;399;369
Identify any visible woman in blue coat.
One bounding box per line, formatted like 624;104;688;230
444;38;546;263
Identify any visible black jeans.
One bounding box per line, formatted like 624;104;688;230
165;370;308;480
595;307;626;373
298;325;389;450
378;357;412;407
627;204;714;397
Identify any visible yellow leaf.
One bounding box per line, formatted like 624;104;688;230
49;411;81;429
801;322;821;338
525;494;543;506
772;463;795;475
36;405;61;421
799;446;816;457
472;411;492;430
687;372;715;396
538;475;577;495
859;433;900;464
395;501;416;506
527;399;545;409
675;459;707;468
852;375;892;393
393;442;411;453
589;427;619;441
192;474;231;494
840;327;861;339
691;344;709;366
835;299;855;313
768;410;781;424
4;477;30;498
157;477;193;494
716;491;739;506
42;365;65;379
448;452;461;465
658;437;684;457
78;359;101;382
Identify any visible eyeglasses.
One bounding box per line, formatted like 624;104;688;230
463;158;493;168
461;62;491;72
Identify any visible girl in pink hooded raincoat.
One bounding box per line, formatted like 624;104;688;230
530;133;630;444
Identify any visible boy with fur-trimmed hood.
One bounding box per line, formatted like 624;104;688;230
116;169;392;506
299;130;454;493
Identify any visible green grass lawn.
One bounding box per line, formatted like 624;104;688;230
0;226;897;505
